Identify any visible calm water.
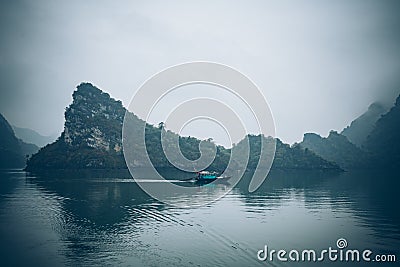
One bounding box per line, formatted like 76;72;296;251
0;169;399;267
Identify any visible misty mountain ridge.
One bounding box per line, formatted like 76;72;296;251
363;94;400;168
341;102;387;147
26;83;340;171
243;135;339;170
299;131;370;169
300;94;400;170
0;113;39;168
12;125;58;148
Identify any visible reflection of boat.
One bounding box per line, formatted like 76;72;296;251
195;171;231;182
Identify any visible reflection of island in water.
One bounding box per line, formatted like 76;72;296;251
1;169;398;266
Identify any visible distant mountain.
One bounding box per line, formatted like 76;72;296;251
299;94;400;170
0;113;39;168
232;134;341;170
363;94;400;168
299;131;370;169
19;141;40;157
341;102;387;147
12;125;57;148
26;82;342;171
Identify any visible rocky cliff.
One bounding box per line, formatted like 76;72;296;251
63;83;125;153
27;83;127;169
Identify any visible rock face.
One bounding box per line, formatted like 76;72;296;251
300;131;369;170
27;83;127;169
0;113;38;168
341;102;387;147
63;83;125;152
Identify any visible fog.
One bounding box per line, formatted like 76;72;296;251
1;0;400;145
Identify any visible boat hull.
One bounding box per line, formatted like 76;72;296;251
194;176;231;184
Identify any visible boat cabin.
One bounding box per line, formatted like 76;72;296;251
196;171;217;180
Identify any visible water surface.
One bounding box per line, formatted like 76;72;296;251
0;169;399;266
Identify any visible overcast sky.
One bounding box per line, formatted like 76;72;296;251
1;0;400;145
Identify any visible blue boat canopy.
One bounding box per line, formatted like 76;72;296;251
197;171;218;180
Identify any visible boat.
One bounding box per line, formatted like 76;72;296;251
195;171;231;182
